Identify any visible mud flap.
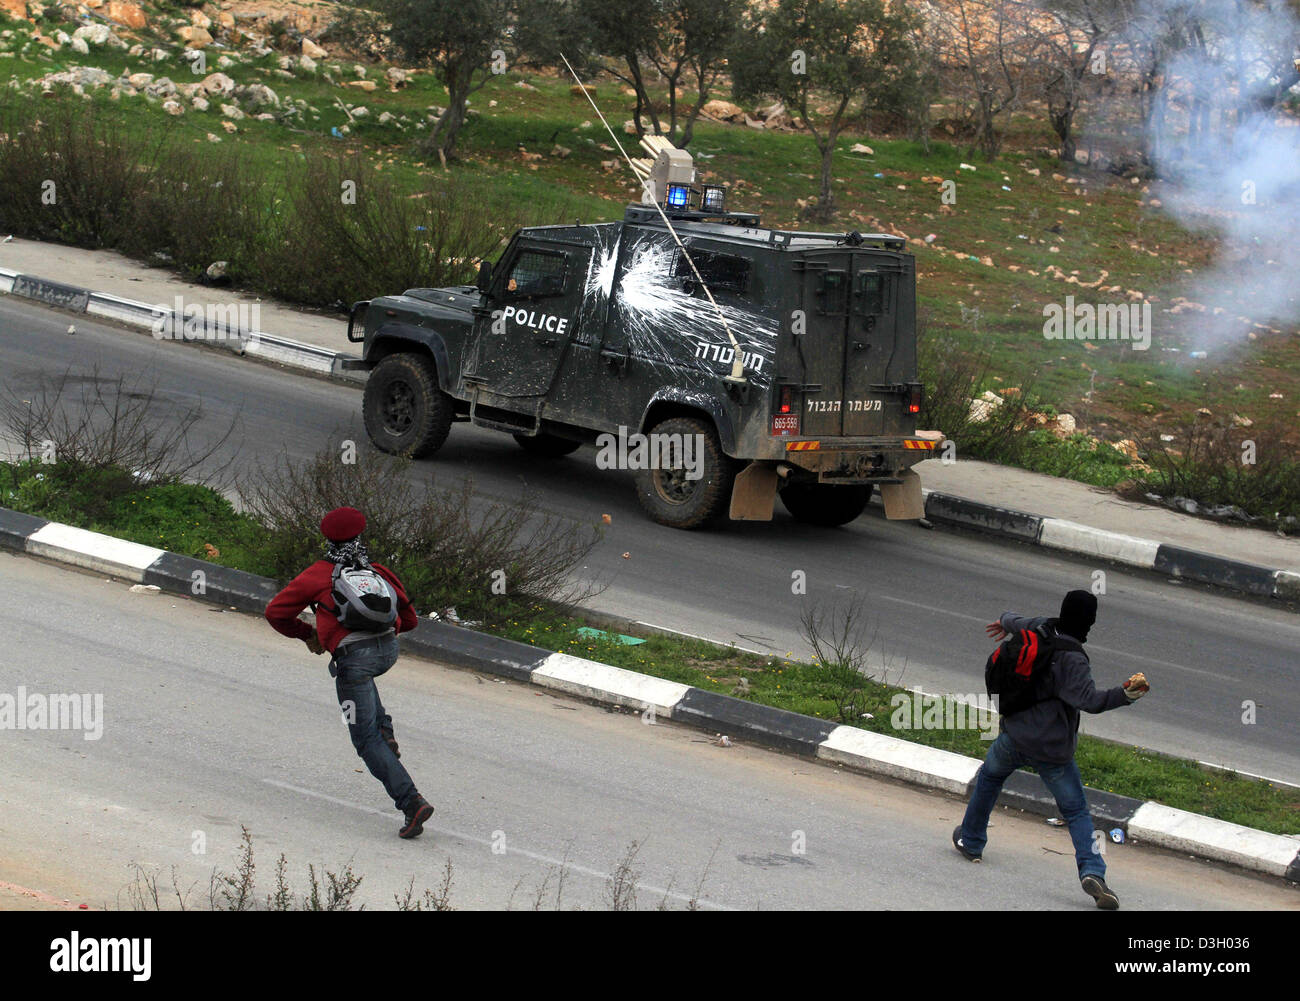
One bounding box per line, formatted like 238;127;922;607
880;468;925;520
729;462;778;521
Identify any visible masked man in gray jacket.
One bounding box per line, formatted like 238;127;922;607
952;590;1150;909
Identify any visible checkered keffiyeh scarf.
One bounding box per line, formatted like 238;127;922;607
325;538;372;568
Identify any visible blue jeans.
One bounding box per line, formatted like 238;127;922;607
332;634;417;812
959;732;1104;879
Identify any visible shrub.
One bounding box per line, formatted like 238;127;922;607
237;447;605;623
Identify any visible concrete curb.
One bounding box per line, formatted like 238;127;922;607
1;268;366;383
923;490;1296;602
5;267;1295;603
3;505;1296;882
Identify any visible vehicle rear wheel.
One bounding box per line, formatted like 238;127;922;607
513;432;582;457
779;482;872;527
362;353;454;459
633;416;736;530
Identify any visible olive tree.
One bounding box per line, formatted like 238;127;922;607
372;0;517;160
731;0;923;219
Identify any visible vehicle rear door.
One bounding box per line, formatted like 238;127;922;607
792;250;851;436
841;255;902;436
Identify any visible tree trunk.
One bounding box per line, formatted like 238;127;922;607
816;131;836;217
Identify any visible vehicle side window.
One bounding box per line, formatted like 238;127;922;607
505;249;567;298
675;249;750;295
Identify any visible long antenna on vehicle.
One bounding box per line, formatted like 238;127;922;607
560;53;747;386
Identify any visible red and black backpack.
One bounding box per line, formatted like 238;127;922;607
985;624;1081;717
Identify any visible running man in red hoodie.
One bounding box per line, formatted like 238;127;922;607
265;506;435;838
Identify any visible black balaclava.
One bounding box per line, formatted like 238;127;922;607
1058;589;1098;643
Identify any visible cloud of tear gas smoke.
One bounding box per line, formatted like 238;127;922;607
1131;0;1300;353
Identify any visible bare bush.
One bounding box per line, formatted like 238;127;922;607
0;367;237;520
916;314;1039;465
237;447;605;623
394;861;456;911
799;593;905;723
604;840;643;912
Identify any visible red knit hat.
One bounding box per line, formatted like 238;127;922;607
320;507;366;542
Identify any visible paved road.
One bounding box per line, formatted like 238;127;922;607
2;296;1299;786
1;553;1294;910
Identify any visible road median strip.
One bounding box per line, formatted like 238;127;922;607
3;504;1295;882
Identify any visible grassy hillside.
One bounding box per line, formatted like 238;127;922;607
1;8;1296;520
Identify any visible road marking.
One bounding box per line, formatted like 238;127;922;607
263;779;735;910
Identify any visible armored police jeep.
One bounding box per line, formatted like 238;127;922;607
347;139;944;530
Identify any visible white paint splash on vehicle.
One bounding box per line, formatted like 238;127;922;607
584;232;776;383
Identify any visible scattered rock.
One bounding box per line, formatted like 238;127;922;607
200;72;234;97
104;1;147;31
236;83;279;108
550;144;571;158
849;142;874;155
386;66;408;88
162;100;183;116
302;37;327;60
176;26;212;49
1115;438;1141;461
702;98;743;121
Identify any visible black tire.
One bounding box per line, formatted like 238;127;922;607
513;432;582;457
362;353;454;459
779;482;872;527
632;416;736;529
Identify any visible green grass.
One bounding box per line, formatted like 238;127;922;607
5;457;1295;835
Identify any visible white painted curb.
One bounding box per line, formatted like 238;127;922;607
1038;518;1160;569
1127;802;1300;877
818;725;982;795
532;652;692;719
25;523;165;582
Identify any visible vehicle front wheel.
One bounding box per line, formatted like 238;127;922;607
779;482;872;527
513;432;582;457
632;416;736;530
362;353;454;459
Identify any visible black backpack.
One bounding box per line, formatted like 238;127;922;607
985;623;1082;717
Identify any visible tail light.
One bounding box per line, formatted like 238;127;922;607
771;385;800;436
907;383;923;415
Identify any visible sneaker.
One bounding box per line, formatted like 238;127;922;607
952;826;982;862
399;795;434;839
380;727;400;759
1081;874;1120;910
